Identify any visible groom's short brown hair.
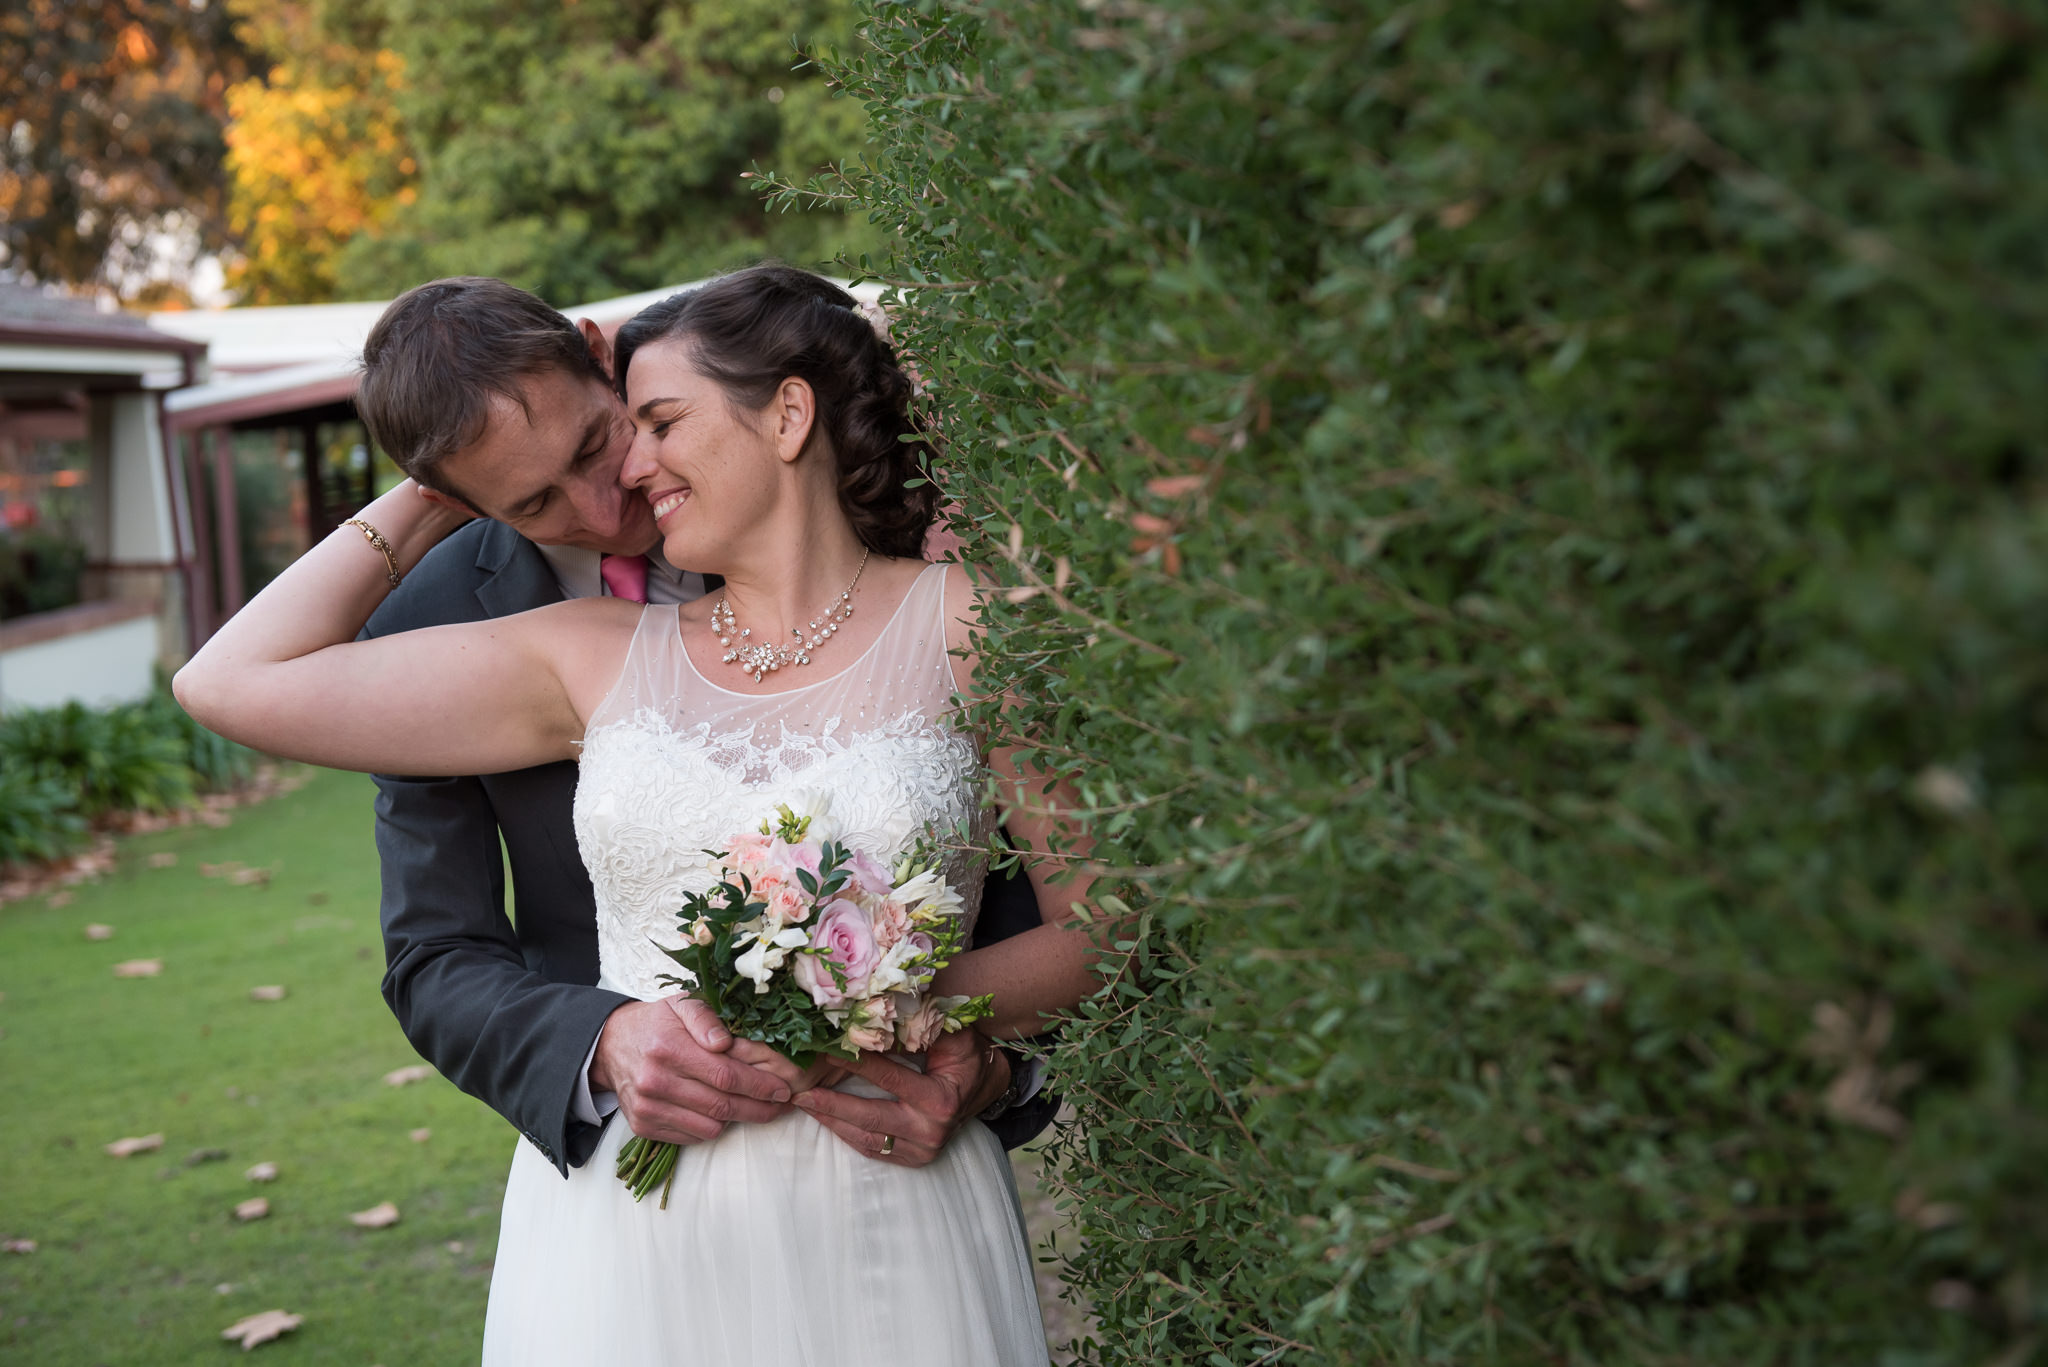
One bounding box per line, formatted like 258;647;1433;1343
357;276;610;499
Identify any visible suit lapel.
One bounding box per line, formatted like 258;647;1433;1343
472;521;565;620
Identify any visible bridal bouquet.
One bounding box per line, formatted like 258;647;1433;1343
616;802;992;1204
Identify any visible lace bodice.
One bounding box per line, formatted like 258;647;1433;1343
572;563;990;1000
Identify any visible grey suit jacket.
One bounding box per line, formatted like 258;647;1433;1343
366;520;1054;1175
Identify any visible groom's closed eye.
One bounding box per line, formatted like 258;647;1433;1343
516;424;610;517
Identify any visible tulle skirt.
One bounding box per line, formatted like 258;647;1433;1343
481;1081;1049;1366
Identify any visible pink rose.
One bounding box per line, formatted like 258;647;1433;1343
767;884;810;926
768;840;823;880
844;995;898;1053
895;995;948;1053
793;899;880;1007
843;848;894;898
725;832;773;870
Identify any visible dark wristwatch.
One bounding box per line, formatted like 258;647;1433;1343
976;1043;1026;1123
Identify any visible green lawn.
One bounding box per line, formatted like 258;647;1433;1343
0;768;509;1365
0;767;1087;1364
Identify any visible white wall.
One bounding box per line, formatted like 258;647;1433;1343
103;391;179;563
0;616;160;711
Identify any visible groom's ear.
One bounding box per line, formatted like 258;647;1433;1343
577;318;616;384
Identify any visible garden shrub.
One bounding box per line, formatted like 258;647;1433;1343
136;682;260;793
0;698;194;820
803;1;2047;1361
0;767;86;868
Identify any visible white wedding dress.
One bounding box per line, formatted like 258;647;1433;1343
481;562;1049;1366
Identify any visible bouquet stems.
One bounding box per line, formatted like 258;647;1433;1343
615;1135;680;1208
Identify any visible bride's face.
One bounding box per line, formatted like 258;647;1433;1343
619;338;814;571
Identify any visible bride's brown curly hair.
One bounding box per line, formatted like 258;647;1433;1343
612;265;939;559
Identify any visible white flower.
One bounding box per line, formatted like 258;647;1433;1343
762;789;841;845
868;933;938;996
731;918;812;994
892;869;966;923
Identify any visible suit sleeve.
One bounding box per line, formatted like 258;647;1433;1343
364;525;626;1175
373;771;627;1174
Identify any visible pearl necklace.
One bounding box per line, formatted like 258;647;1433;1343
713;549;870;682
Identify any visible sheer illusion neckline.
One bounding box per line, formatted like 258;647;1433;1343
671;561;943;700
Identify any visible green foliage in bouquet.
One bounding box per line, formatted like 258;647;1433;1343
618;809;991;1204
786;1;2048;1361
656;836;863;1057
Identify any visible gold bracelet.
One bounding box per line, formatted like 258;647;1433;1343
342;517;402;589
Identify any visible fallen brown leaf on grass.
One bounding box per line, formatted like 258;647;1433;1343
221;1308;302;1350
248;986;287;1002
408;1128;432;1143
185;1147;228;1167
199;861;274;886
112;959;162;978
0;836;118;909
245;1161;278;1182
383;1064;433;1088
349;1201;400;1229
83;923;114;940
46;891;73;909
147;851;179;869
3;1239;35;1254
105;1133;165;1157
235;1197;270;1221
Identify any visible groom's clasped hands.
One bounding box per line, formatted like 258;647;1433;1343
590;995;1008;1167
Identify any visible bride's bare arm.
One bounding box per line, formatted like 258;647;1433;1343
928;564;1118;1039
174;482;625;777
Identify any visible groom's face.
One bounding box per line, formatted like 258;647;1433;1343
432;366;660;556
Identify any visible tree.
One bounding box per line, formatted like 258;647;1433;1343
821;0;2048;1361
0;0;250;300
221;0;877;305
221;0;415;303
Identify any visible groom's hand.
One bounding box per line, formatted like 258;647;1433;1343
591;998;795;1146
792;1028;1010;1168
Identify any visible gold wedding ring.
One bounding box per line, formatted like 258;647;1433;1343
879;1134;896;1156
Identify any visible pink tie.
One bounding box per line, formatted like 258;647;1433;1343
599;553;649;604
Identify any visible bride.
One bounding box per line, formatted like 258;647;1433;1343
174;265;1101;1364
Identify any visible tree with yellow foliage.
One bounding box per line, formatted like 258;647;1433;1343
224;37;416;304
222;0;875;306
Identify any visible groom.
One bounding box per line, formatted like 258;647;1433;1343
354;275;1053;1175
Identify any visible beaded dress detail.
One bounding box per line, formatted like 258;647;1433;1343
481;563;1047;1367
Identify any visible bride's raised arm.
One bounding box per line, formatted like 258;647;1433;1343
174;481;628;777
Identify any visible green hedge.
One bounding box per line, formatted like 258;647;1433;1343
0;690;259;869
806;1;2047;1361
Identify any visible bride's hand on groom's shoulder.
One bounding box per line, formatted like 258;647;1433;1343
592;997;799;1146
